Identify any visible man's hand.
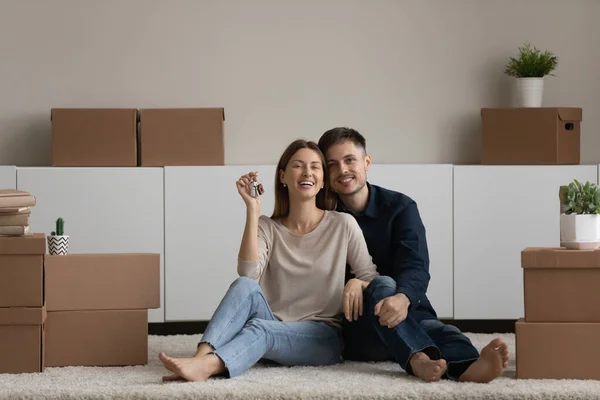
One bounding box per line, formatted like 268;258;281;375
374;293;411;328
343;278;368;321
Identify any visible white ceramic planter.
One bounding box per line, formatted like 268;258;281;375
560;214;600;250
47;235;70;255
517;77;544;107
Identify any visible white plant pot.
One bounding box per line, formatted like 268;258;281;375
47;235;70;255
560;214;600;250
517;77;544;107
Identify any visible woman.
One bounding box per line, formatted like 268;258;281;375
159;139;379;382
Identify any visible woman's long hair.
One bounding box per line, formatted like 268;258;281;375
271;139;336;219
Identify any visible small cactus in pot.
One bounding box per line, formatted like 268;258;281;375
48;217;70;255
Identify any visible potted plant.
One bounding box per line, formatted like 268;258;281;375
559;179;600;250
504;42;558;107
47;217;70;255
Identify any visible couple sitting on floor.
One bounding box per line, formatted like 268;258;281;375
158;127;509;384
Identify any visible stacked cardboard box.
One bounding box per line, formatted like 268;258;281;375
51;107;225;167
480;107;582;165
0;190;36;236
44;253;160;367
0;238;159;373
0;233;47;374
517;248;600;380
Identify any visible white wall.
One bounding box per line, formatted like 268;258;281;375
0;0;599;167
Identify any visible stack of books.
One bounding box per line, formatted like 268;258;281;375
0;190;36;236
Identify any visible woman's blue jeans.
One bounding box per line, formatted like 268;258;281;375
199;276;343;378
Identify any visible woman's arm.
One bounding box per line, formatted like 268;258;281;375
345;214;379;282
235;172;270;280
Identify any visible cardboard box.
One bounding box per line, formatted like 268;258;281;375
44;253;160;311
0;306;46;374
0;255;44;307
138;108;225;166
0;232;46;255
45;309;147;367
521;247;600;322
51;108;138;167
481;107;582;165
516;319;600;380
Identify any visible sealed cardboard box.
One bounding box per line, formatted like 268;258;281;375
0;306;46;374
138;108;225;166
51;108;138;167
481;107;582;165
0;255;44;307
45;309;147;367
516;319;600;380
44;253;160;311
0;232;46;255
521;247;600;322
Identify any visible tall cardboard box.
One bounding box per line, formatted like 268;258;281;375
517;247;600;380
43;253;160;367
51;108;138;167
481;107;581;165
138;108;225;166
0;306;46;374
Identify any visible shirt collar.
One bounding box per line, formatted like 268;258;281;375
336;181;379;218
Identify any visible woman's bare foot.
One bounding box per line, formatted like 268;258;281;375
161;343;214;382
159;352;220;382
459;338;509;383
409;352;447;382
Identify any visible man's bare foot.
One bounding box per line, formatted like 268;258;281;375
159;352;215;382
161;343;214;382
409;352;447;382
459;338;509;383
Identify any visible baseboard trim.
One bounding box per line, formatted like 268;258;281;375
148;319;517;336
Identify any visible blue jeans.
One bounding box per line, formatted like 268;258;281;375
198;276;343;378
342;276;480;381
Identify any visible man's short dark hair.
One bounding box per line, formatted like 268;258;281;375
318;127;367;157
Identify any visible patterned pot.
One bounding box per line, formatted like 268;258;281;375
47;235;70;255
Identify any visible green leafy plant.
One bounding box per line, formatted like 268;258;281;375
560;179;600;215
51;217;65;236
504;42;558;78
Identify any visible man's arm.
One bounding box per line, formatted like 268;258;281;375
390;200;431;310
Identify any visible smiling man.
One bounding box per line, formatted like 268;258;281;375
318;127;509;383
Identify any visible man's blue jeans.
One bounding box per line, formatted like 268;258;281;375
342;276;480;380
198;276;343;378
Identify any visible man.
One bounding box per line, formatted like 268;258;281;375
318;127;509;383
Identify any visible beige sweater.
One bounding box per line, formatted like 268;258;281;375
238;210;379;328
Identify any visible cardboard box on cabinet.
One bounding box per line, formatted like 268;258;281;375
481;107;582;165
138;107;225;166
51;108;138;167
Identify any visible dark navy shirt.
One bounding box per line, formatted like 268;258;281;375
338;182;438;319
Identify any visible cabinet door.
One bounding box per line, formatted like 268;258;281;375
16;167;165;323
164;165;276;321
0;166;16;189
367;164;454;318
453;165;598;319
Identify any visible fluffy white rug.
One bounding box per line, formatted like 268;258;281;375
1;332;599;400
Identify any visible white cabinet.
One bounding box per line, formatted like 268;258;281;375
16;167;165;323
0;166;16;189
164;165;277;321
367;164;454;319
453;165;598;320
